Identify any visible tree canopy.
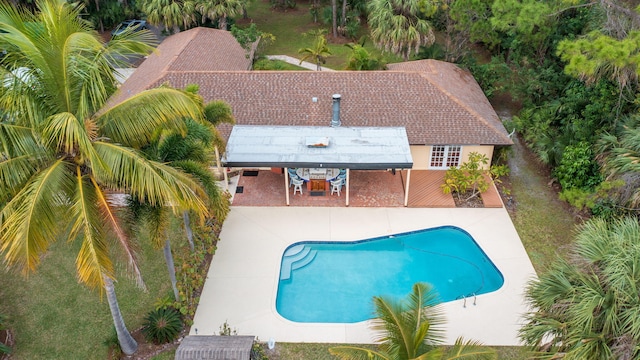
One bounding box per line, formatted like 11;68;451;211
520;217;640;359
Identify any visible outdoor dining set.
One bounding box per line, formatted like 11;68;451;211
287;168;347;196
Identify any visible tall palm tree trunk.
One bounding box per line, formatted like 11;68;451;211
219;15;228;30
163;239;180;301
104;276;138;355
331;0;338;37
313;0;319;22
182;211;195;252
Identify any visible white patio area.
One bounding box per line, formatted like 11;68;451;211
191;206;537;346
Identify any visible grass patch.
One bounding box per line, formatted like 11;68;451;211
253;57;308;70
150;349;176;359
240;0;401;69
507;138;578;272
0;225;172;359
263;343;530;359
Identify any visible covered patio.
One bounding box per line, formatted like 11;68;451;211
222;125;415;206
229;169;504;208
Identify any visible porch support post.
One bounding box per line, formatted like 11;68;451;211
285;168;290;206
345;168;350;207
214;146;228;192
403;169;411;207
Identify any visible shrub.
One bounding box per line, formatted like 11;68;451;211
554;141;601;190
141;308;183;344
441;152;510;202
251;340;269;360
253;58;286;70
219;320;238;336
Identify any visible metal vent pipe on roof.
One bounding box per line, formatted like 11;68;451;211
331;94;341;127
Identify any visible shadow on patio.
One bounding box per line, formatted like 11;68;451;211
228;169;503;208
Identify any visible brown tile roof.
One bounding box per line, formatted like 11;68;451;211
108;27;252;106
108;30;512;146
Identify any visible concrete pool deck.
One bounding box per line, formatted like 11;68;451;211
191;206;537;346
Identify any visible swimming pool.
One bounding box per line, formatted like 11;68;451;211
276;226;504;323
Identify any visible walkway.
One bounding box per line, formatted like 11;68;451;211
266;55;336;71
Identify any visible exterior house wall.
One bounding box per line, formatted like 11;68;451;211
462;145;494;170
410;145;431;170
409;145;495;170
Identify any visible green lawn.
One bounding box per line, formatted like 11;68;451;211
0;228;173;359
264;343;530;359
240;0;402;69
253;57;308;70
506;138;578;272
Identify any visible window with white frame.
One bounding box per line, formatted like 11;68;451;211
429;145;462;169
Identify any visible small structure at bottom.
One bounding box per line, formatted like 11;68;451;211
175;335;255;360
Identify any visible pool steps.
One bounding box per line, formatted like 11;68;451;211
280;245;317;280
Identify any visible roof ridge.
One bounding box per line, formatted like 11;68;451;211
161;28;201;74
418;71;511;144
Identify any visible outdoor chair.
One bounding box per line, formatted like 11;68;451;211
287;168;299;187
330;178;343;196
292;177;304;195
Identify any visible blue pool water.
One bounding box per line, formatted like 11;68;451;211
276;226;504;323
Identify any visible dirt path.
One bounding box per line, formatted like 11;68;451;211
494;105;578;272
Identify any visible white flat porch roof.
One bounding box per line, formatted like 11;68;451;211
222;125;414;170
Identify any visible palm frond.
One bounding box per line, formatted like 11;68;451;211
102;31;156;69
203;100;236;126
521;217;640;359
0;159;71;273
412;348;444;360
63;32;118;117
98;88;202;148
0;155;41;202
90;176;145;289
372;295;415;359
69;167;114;292
174;159;229;220
406;282;445;347
441;337;496;359
0;72;47;129
131;201;168;250
92;141;207;216
42;112;96;157
0;122;43;157
328;345;391;360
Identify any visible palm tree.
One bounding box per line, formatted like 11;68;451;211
367;0;436;61
196;0;245;30
597;120;640;209
345;42;385;70
329;282;496;359
331;0;338;37
131;100;233;301
298;29;332;71
520;217;640;360
141;0;198;33
0;0;207;355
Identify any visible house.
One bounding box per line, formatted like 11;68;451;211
111;27;512;205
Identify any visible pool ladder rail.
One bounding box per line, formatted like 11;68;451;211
458;293;477;308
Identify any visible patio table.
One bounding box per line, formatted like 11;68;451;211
296;168;340;193
296;168;339;181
